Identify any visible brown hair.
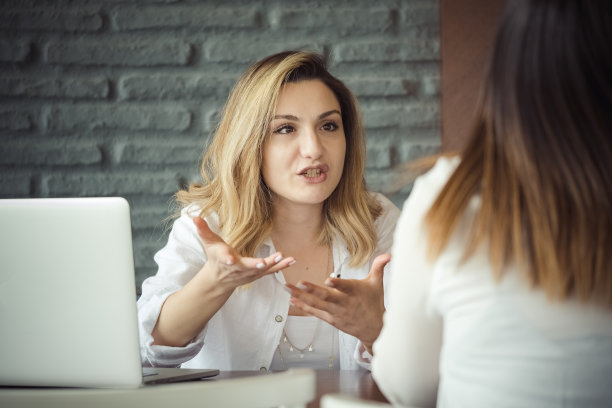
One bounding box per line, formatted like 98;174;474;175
426;0;612;305
177;51;381;267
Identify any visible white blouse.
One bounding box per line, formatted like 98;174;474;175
138;193;400;371
270;315;339;371
372;157;612;407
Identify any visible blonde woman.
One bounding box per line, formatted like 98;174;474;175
138;51;400;371
372;0;612;406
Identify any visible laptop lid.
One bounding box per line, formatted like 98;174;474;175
0;197;217;388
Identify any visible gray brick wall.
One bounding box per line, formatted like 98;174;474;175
0;0;441;292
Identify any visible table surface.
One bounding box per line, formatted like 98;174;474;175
213;369;389;408
0;369;388;408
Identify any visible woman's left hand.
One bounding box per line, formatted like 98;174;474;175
285;253;391;355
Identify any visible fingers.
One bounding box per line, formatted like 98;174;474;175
289;295;334;324
242;252;295;275
372;253;392;274
192;217;225;245
193;217;295;273
324;276;357;293
321;254;391;293
368;253;392;283
286;282;344;314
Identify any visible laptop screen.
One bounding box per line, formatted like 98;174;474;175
0;197;144;387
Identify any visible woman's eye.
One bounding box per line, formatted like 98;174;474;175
274;124;294;134
321;121;339;132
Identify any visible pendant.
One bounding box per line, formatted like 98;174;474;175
308;345;313;352
289;346;294;351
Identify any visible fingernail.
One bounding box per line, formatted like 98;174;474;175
226;259;233;265
288;260;296;266
274;255;282;263
256;262;265;269
296;282;307;290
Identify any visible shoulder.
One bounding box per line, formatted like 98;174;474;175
414;156;459;194
371;192;398;213
369;192;401;233
403;155;460;213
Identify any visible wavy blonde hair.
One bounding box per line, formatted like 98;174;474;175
426;0;612;306
177;51;381;267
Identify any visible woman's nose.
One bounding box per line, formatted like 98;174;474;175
299;127;323;159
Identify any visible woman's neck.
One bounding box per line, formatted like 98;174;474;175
270;200;325;245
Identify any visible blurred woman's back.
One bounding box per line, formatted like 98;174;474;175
372;1;612;406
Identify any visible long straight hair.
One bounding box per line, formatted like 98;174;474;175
177;51;381;267
426;0;612;305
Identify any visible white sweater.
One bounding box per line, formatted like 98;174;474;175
372;157;612;407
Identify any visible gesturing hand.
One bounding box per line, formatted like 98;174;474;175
193;217;295;293
285;253;391;355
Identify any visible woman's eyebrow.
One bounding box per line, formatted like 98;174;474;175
319;109;341;119
272;114;299;121
272;109;341;121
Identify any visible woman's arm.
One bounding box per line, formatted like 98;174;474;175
151;217;295;347
371;203;442;406
372;158;458;406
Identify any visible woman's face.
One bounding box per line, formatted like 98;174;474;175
262;79;346;208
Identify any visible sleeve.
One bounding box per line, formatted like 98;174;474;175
353;193;401;369
371;157;458;407
373;193;401;310
137;208;211;367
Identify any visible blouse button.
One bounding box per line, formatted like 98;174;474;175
275;315;283;323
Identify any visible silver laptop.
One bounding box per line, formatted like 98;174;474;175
0;197;218;388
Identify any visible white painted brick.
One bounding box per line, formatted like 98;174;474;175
0;10;103;31
119;74;236;101
0;174;31;197
363;103;439;129
45;172;181;196
0;39;30;62
0;110;34;130
0;76;109;99
113;5;259;31
335;40;439;62
46;105;191;132
272;8;392;33
205;41;324;63
344;77;419;97
47;40;193;67
117;142;201;165
0;143;102;165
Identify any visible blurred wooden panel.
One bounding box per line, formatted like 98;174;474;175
440;0;507;151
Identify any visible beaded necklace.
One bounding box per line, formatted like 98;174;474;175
276;245;338;369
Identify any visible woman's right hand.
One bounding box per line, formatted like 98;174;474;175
152;217;294;347
192;217;295;293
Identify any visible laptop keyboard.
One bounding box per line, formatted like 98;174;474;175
142;367;159;377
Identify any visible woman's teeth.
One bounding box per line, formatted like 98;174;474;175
305;169;321;177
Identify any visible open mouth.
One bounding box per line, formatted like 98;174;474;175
304;168;321;178
298;165;328;182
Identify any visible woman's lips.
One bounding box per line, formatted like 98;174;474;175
298;166;328;183
305;168;321;177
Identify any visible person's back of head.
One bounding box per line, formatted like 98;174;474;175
427;0;612;306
